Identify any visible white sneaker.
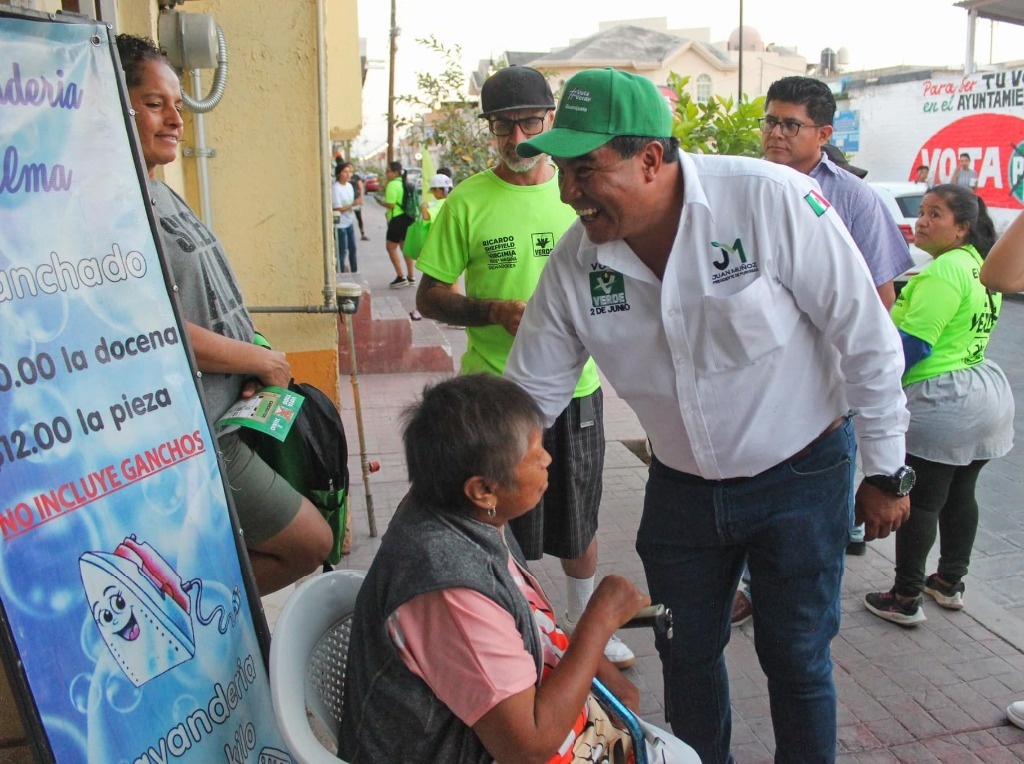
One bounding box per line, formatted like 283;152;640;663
1008;700;1024;730
603;633;636;670
563;612;636;670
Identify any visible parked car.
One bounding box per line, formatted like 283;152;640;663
363;173;380;192
868;181;931;285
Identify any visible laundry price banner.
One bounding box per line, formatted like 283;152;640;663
0;13;291;764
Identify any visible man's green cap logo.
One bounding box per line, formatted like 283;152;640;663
517;68;672;159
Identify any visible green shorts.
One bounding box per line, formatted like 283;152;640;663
218;431;303;545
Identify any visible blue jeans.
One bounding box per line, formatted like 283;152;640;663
336;224;357;272
740;422;857;597
636;417;853;764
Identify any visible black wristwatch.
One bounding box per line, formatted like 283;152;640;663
864;465;916;497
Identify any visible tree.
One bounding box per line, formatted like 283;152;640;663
396;36;495;180
668;73;765;158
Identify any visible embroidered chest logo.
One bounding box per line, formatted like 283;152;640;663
532;232;555;257
710;238;758;284
588;268;630;315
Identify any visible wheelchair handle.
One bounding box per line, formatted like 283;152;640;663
621;604;673;640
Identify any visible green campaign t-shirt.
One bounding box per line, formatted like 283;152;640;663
416;167;599;398
384;176;404;221
890;244;1000;386
423;196;446;220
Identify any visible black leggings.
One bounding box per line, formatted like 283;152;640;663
894;454;989;597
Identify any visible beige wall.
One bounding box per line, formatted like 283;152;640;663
116;0;363;402
327;0;363;142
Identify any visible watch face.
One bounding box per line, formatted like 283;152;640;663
867;467;916;496
896;466;916;495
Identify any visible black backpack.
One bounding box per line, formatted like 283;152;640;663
400;171;421;221
239;381;350;565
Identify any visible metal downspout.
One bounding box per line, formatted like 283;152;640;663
189;69;214;227
316;0;336;309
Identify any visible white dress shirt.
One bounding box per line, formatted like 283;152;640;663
505;152;908;480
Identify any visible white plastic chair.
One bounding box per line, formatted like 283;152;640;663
269;571;699;763
269;569;367;764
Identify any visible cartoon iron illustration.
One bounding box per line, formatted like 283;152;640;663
80;535;240;687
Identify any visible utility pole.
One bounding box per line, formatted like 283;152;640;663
387;0;398;164
737;0;744;102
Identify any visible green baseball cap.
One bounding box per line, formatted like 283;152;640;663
517;68;672;159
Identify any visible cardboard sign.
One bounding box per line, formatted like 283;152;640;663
0;12;292;763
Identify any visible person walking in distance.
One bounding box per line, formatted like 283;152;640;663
374;160;416;288
332;161;358;274
350;169;368;241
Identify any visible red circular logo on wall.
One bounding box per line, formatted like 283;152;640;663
912;113;1024;209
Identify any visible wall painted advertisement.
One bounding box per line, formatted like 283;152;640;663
844;65;1024;231
0;12;292;763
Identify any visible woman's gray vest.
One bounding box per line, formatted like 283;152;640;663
340;497;543;763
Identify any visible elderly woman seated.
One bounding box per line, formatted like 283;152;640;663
340;374;699;763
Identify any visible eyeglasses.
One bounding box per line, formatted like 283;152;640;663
487;116;546;137
758;116;823;137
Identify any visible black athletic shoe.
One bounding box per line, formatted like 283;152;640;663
389;276;408;289
924;574;965;610
864;589;926;626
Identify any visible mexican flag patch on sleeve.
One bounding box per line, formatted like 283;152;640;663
804;190;831;217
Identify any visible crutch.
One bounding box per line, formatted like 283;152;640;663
336;282;379;537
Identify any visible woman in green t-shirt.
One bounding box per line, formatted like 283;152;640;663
374;161;417;288
864;184;1014;627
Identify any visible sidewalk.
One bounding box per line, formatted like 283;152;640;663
267;205;1024;762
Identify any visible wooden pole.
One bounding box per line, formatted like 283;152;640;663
387;0;397;164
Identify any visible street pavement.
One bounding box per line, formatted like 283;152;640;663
265;207;1024;762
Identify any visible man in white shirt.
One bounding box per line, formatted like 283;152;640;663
504;67;912;764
